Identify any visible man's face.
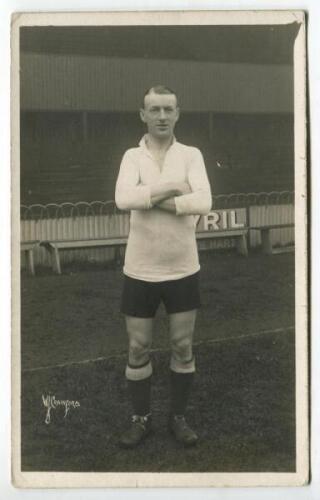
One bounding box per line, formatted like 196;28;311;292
140;92;180;139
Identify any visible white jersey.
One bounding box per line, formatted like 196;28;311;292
115;135;212;282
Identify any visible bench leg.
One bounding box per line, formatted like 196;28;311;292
53;247;62;274
114;245;126;267
236;234;248;257
26;249;35;276
261;229;273;255
45;245;62;274
114;246;120;266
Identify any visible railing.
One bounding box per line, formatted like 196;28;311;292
211;191;294;209
20;191;295;268
20;191;294;220
21;200;117;220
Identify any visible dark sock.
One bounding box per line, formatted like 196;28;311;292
170;370;194;415
127;375;152;416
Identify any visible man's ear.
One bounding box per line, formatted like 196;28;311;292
175;107;180;122
140;108;146;123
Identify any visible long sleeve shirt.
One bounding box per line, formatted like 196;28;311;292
115;135;212;282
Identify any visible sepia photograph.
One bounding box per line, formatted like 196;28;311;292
11;10;308;488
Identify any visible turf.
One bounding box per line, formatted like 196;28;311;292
21;251;295;370
20;251;295;472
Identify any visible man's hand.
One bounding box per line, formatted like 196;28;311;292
151;182;192;214
174;182;192;196
156;198;177;213
150;181;191;206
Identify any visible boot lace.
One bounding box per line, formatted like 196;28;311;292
173;414;189;430
131;413;151;428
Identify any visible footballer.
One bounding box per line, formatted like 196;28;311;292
115;85;212;448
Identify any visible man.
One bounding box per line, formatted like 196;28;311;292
115;85;212;448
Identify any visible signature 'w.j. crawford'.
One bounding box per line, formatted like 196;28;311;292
42;394;80;424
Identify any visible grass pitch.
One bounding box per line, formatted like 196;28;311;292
21;251;295;472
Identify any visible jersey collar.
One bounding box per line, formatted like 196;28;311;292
139;134;177;158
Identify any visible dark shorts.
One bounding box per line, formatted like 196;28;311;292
121;272;201;318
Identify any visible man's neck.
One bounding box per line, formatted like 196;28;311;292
145;134;174;152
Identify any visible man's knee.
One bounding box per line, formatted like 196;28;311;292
171;335;193;363
126;317;152;365
128;337;151;365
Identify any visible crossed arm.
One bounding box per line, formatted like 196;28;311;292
149;182;192;213
115;150;212;216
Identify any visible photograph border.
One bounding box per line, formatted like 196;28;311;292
11;9;308;488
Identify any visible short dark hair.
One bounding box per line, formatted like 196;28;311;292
142;85;178;108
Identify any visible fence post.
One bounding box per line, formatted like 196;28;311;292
246;205;251;250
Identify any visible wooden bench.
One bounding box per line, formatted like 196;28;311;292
41;229;249;274
40;237;127;274
249;223;294;255
21;240;40;275
36;223;292;275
